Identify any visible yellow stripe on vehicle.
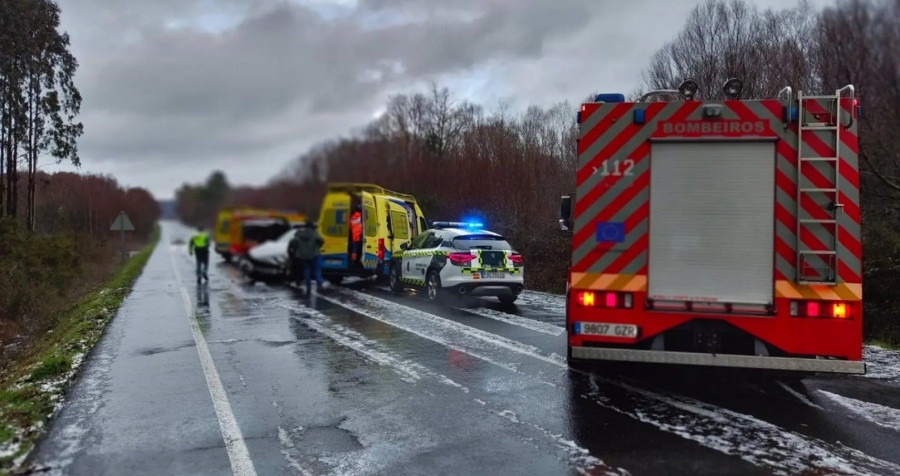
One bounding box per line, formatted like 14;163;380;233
774;281;862;301
571;273;647;291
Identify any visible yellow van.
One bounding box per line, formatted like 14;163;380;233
317;183;428;283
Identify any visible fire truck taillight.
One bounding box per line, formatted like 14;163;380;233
790;300;852;319
575;291;633;309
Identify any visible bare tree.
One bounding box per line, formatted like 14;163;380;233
818;0;900;201
642;0;820;99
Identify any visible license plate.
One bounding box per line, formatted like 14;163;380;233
481;271;505;279
576;322;639;338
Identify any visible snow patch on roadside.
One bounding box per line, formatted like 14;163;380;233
819;391;900;431
863;345;900;381
1;341;97;471
487;408;620;474
277;427;314;476
517;291;566;315
492;409;521;424
584;376;900;476
325;287;899;476
457;307;564;336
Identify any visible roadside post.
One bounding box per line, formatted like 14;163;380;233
110;211;135;265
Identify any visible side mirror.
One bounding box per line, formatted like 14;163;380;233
400;243;408;251
558;195;573;231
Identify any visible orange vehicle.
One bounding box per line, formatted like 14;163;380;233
217;208;306;260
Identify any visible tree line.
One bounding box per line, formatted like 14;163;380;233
0;0;83;230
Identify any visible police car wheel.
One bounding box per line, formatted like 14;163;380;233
389;264;403;293
426;270;441;301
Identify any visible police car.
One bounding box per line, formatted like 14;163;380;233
389;221;524;304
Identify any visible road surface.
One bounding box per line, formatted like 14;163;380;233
24;222;900;475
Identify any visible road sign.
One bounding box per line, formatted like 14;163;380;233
110;211;135;231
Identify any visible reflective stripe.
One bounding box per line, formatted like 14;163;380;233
461;268;521;274
400;276;426;286
192;233;210;248
351;213;362;240
395;251;449;258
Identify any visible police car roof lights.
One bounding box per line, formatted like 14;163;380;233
432;221;484;230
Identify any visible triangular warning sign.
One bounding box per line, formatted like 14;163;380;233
110;211;135;231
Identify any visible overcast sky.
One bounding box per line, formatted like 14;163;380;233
51;0;829;199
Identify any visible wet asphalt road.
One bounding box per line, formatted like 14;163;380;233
24;222;900;475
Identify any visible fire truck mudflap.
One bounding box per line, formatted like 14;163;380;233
564;84;865;374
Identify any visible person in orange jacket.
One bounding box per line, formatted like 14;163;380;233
350;204;362;262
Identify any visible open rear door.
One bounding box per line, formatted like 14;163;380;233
360;191;378;269
648;141;775;305
387;201;412;253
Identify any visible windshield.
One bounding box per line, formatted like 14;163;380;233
242;222;288;242
452;235;512;251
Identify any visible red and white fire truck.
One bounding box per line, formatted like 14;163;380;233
560;79;864;373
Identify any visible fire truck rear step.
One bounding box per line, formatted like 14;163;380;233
570;347;866;374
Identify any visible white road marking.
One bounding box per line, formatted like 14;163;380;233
318;292;561;386
777;381;825;410
456;306;565;336
333;290;566;367
819;391;900;432
168;249;258;476
283;303;613;474
325;289;900;476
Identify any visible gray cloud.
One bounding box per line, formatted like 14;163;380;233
54;0;822;198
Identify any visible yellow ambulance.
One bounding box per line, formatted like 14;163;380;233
317;183;428;283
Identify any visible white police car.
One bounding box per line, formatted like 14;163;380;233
389;221;524;304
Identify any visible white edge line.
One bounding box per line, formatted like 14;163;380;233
169;249;258;476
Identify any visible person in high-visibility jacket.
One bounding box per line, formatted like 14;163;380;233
350;205;362;263
189;226;210;283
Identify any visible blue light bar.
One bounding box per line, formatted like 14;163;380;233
432;221;485;230
594;93;625;103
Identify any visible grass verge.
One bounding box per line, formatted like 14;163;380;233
0;226;159;474
866;339;900;351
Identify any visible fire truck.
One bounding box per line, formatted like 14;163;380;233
560;79;864;373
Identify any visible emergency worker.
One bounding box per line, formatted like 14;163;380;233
189;226;210;283
350;204;363;263
288;220;325;295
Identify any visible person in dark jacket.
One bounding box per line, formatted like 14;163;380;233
288;220;325;295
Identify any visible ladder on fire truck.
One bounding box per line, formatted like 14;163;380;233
795;85;855;285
